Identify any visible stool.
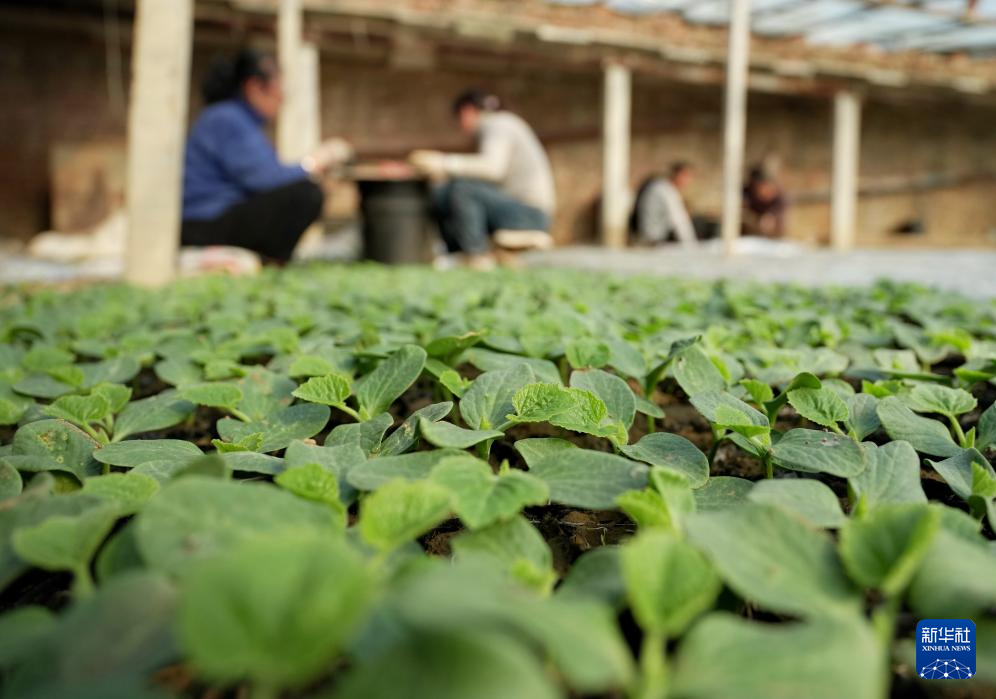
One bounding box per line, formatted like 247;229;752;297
493;229;554;251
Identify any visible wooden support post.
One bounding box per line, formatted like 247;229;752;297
124;0;193;287
278;0;305;160
279;40;321;162
831;90;862;251
278;0;325;255
278;0;320;161
292;42;326;255
297;43;321;159
721;0;751;257
601;61;632;249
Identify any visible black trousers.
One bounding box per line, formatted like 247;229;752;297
181;180;325;262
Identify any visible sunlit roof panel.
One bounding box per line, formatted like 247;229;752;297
547;0;996;54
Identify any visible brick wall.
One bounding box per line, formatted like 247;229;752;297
319;50;996;247
0;24;127;241
2;18;994;248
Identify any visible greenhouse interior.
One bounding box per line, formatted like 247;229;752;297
1;1;996;698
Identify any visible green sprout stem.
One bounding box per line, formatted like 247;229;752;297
948;414;968;448
872;595;900;647
228;407;254;423
871;595;901;689
477;439;494;461
78;421;109;445
72;565;95;598
334;403;362;422
761;452;774;480
847;483;868;518
707;428;723;465
634;632;667;699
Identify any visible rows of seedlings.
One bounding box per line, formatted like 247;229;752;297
0;265;994;699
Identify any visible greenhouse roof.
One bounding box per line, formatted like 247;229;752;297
193;0;996;96
550;0;996;55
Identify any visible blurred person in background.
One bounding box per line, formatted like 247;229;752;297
409;90;556;269
630;161;698;247
742;165;787;238
181;49;352;263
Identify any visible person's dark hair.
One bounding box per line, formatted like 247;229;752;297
748;166;770;185
452;89;503;116
670;161;692;179
202;49;276;105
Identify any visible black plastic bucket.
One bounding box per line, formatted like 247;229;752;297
358;179;433;265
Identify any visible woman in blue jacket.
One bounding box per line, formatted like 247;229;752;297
181;50;350;262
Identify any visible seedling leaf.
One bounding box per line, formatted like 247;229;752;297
291;373;352;408
904;383;977;417
81;472;160;515
431;455;548;529
136;477;340;574
787;387;849;430
358;479;452;552
419;419;504;449
686;503;858;617
671;613;884;699
275;463;346;521
377;402;453;456
113;391;195;442
877;396;960;458
850;441;927;508
620;433;709;487
461;365;535;431
570;369;637;430
839;503;939;596
356;345;427;420
217;403;330;453
526;448;648;510
179;535;372;689
622;531;720;636
178;382;243;412
451;515;555;593
12;419;103;480
771;429;866;478
94;439;203;468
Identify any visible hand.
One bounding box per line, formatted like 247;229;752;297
409;150;447;180
305;138;354;174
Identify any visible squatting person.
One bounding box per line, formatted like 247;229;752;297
742;165;788;239
181;49;352;263
408;90;557;268
630;161;699;248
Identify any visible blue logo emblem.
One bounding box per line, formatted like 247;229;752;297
916;619;976;680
